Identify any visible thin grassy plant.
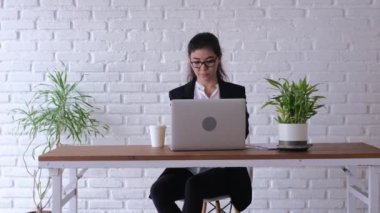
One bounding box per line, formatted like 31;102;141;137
11;70;108;213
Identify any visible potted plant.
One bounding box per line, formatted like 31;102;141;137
11;69;108;213
261;77;325;150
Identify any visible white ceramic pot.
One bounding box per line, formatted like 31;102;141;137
278;123;308;148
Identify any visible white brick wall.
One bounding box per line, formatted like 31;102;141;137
0;0;379;212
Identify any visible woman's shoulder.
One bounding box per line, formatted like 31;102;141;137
169;85;185;97
220;81;245;91
169;81;195;100
219;81;246;99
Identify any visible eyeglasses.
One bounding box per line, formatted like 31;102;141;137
190;59;217;69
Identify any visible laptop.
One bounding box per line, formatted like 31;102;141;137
170;99;246;151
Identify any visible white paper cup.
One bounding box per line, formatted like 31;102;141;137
149;125;166;148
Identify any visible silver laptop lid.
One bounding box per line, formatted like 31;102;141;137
170;99;246;151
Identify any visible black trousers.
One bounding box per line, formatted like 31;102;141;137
150;167;251;213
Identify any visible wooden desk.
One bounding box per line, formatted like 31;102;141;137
39;143;380;213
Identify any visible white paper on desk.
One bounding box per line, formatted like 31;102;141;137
246;143;278;150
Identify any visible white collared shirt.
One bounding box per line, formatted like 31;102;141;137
194;81;220;100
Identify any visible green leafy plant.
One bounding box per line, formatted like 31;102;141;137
261;78;325;124
11;70;108;213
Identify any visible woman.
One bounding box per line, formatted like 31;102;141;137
150;32;252;213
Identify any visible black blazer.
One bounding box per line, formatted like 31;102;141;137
168;79;252;211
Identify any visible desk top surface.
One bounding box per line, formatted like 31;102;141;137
38;143;380;162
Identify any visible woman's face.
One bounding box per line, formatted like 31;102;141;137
189;48;219;84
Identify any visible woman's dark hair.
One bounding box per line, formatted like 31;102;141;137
187;32;227;82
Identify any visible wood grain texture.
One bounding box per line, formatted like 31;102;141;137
38;143;380;161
